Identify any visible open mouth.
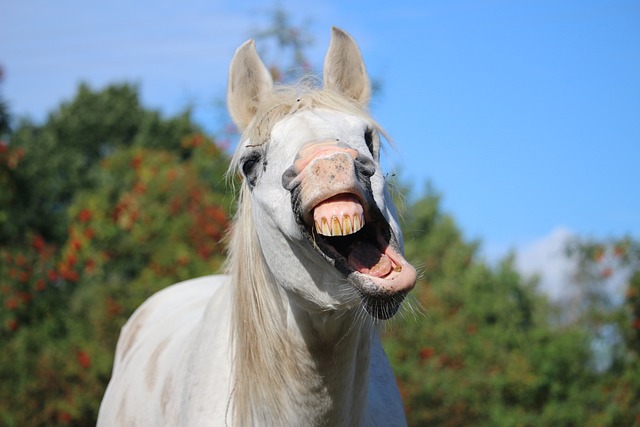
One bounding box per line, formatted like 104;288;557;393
302;193;416;320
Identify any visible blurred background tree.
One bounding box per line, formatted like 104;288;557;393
4;83;201;244
383;187;639;426
1;8;639;427
0;83;230;425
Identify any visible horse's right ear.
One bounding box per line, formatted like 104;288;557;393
227;39;274;132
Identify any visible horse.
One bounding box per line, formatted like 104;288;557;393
97;27;417;427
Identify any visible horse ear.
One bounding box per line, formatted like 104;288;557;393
323;27;371;107
227;39;274;131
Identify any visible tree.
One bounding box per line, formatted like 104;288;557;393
0;85;231;426
4;83;202;243
253;8;314;83
564;236;640;425
0;65;9;136
384;185;614;426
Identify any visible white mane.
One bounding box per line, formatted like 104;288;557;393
225;184;321;425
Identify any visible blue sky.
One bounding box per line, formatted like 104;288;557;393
1;0;639;264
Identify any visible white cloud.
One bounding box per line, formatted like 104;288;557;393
515;227;578;302
514;227;630;311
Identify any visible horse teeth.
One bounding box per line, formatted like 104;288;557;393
353;214;363;232
342;215;352;235
331;216;342;236
314;214;364;237
321;218;331;235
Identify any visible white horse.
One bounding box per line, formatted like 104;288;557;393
97;27;417;427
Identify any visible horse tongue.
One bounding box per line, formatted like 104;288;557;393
347;241;393;278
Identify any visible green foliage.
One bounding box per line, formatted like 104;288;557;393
0;85;230;426
0;98;9;137
563;236;640;425
0;66;9;136
383;185;640;426
4;83;202;243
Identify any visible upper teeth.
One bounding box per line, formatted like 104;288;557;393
312;194;365;237
315;214;364;236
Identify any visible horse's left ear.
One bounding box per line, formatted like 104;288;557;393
227;39;274;131
323;27;371;107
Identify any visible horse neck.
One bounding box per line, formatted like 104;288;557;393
226;186;374;426
287;301;375;425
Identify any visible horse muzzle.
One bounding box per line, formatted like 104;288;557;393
281;140;417;319
282;140;374;228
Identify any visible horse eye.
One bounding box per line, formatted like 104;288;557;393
242;158;257;176
364;129;375;156
240;152;263;187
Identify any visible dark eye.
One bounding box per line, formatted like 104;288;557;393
240;152;263;188
364;128;375;156
242;158;258;176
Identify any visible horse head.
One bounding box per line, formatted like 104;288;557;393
227;27;416;320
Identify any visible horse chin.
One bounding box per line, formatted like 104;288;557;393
358;288;404;320
304;206;417;320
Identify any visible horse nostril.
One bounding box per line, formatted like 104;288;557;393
355;154;376;178
281;165;299;190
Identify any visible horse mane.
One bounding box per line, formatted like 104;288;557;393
224;83;389;425
226;182;326;425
